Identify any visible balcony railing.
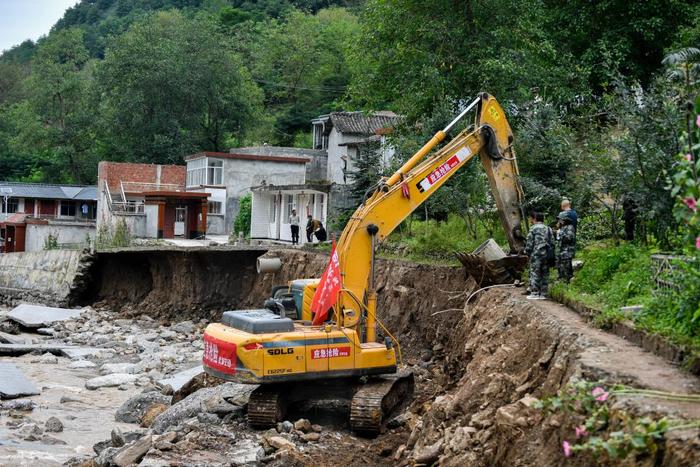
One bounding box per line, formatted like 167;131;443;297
111;201;145;215
121;181;183;193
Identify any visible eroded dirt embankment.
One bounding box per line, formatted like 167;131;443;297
75;248;267;320
51;248;699;465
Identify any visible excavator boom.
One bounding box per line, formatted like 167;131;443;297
336;93;525;340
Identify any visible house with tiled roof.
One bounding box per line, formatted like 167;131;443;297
0;181;97;253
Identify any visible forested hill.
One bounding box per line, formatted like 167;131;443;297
1;0;360;63
0;0;699;251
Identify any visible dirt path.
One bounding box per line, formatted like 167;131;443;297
526;291;700;417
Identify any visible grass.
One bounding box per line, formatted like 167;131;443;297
380;215;507;265
551;241;700;357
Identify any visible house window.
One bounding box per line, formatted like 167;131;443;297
187;158;206;186
208;201;223;215
207;159;223;185
59;201;76;217
2;198;18;214
285;195;294;219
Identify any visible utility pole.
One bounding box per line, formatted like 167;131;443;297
1;187;11;220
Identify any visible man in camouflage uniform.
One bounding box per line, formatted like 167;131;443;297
556;212;576;283
524;212;553;300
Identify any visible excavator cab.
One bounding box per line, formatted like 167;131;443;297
265;279;319;321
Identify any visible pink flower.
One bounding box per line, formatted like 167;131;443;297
562;440;572;457
575;425;587;438
696;237;700;250
684;197;698;212
686;153;694;162
592;386;609;402
696;114;700;128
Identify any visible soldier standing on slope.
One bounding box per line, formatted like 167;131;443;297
524;211;553;300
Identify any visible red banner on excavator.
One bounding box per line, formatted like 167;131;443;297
310;241;342;325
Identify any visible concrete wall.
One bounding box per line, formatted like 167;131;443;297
0;249;86;305
326;129;366;185
235;146;328;181
24;222;95;252
217;158;306;235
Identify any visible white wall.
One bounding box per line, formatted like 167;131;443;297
24;222;95;252
326;129;367;185
144;205;158;238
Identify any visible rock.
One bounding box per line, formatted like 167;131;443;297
111;427;126;447
413;439;444;464
0;362;40;399
32;352;59;364
151;383;256;434
100;363;137;375
19;422;43;440
36;328;56;336
311;424;322;433
387;412;409;428
518;395;540;408
95;446;119;466
157;365;204;398
41;435;67;445
394;444;406;461
0;399;36;411
59;396;81;404
85;373;138;390
293;418;311;433
277;421;293;433
0;331;26;344
8;304;83;328
406;421;422;449
115;391;171;424
45;416;64;432
267;435;296;451
302;432;320;442
141;403;169;427
197;412;220;425
112;435;152;467
420;348;433;362
68;360;97;369
171;321;195;334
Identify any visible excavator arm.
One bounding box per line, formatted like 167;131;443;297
335;93;525;340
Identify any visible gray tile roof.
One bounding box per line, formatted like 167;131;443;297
328;111;400;135
0;181;97;201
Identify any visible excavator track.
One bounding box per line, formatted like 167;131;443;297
349;370;414;436
248;385;286;429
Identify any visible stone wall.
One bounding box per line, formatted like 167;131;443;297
0;249;92;306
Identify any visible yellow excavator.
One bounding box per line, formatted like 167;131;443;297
202;93;526;435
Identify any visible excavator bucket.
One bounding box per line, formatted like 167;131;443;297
455;238;528;286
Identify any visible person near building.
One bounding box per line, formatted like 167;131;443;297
289;209;300;245
524;211;554;300
314;221;327;242
306;214;319;243
556;212;576;283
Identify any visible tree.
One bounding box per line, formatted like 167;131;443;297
20;28;98;183
97;11;264;164
244;7;359;145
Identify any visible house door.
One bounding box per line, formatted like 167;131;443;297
174;207;186;236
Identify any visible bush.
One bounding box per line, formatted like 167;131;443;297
43;233;59;250
233;193;252;238
112;218;132;247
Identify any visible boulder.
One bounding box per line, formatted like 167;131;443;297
266;435;296;451
413;439;444;465
151;383;256;434
115;391;171;424
68;360;97;369
293;418;311;433
85;373;138;390
99;363;137;375
140;403;169;427
171;321;195;334
302;432;320;442
44;416;64;433
112;436;152;467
